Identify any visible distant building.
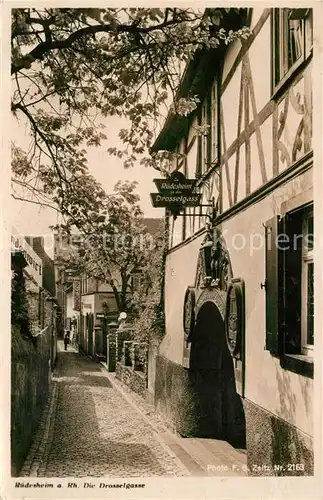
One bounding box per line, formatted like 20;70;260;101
11;230;58;475
25;236;55;297
12;228;43;288
11;230;58;361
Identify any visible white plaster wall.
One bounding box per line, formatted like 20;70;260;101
247;15;271;112
95;292;117;313
249;132;263;192
221;8;268;86
260;117;273;181
237;149;246;202
12;228;43;287
185;208;194;240
220;13;272;209
222;169;313;435
221;15;271;138
97;281;112;292
161;233;204;364
222;154;235;211
81;293;95;314
187;139;197;179
222;38;242;83
221;62;242;148
172;216;183;247
250;7;267;30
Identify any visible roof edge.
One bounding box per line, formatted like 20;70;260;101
151;8;248;153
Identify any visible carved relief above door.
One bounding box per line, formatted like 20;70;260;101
194;227;233;295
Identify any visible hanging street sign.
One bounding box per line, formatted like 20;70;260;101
150;192;202;207
153;171;197;194
150;171;200;216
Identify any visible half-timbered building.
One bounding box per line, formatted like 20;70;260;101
151;7;314;475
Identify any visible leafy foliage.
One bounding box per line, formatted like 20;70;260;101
11;7;250;225
11;268;30;332
131;223;167;342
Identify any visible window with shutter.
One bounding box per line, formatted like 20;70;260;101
283;209;303;353
272;8;312;95
264;203;314;376
265;215;283;354
302;210;314;353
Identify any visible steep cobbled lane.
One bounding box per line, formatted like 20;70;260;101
21;342;187;478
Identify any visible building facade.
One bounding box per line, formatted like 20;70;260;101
152;8;314;475
54;218;162;358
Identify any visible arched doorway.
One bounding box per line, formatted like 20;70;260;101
187;301;246;448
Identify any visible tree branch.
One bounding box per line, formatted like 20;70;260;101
11;15;200;75
11;194;59;212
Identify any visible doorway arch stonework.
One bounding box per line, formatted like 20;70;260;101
180;226;246;447
195;288;226;319
183;226;232;368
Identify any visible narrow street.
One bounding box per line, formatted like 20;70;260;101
20;341;247;478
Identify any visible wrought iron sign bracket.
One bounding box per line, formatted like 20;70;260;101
174;203;214;220
175;211;212;218
151;171;217;219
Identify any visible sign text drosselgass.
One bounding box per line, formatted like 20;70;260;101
150;171;200;215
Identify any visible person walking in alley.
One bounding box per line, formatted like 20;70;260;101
64;330;70;350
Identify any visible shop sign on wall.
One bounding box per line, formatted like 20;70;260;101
73;280;81;311
150;171;201;216
11;228;42;287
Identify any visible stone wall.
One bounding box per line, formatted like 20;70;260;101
11;252;57;476
116;330;133;363
115;363;147;397
243;399;314;476
147;339;160;399
105;330;133;371
11;325;52;476
25;282;39;325
154;354;196;435
114;336;148;396
107;333;117;371
155;354;246;447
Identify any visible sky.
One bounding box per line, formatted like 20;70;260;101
12;114;165;257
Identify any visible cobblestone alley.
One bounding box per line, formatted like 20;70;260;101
20;342;188;478
20;341;247;478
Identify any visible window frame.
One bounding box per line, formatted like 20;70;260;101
272;8;312;97
201;98;209;175
301;208;314;354
282;203;314;359
211;80;218;165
